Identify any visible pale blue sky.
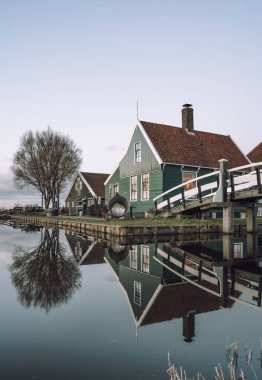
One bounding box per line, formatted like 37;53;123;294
1;0;262;207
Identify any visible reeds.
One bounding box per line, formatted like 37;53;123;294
167;338;262;380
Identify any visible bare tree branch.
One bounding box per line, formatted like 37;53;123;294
11;127;82;209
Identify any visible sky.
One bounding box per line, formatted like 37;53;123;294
0;0;262;208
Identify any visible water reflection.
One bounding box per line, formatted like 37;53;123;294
65;230;105;265
7;221;262;336
103;232;262;342
9;228;82;312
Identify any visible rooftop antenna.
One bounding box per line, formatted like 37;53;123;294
136;99;139;120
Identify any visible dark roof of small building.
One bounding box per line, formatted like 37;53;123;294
140;121;250;169
80;242;105;265
247;142;262;163
81;172;109;197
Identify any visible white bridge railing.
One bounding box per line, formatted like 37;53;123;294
153;160;262;214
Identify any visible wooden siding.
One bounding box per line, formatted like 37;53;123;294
163;165;216;192
65;175;94;215
119;125;161;177
106;166;163;213
105;167;120;206
163;165;182;192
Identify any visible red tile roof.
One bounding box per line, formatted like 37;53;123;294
141;121;250;169
142;282;235;326
81;172;109;197
247;142;262;163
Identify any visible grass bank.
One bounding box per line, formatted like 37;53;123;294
27;214;262;227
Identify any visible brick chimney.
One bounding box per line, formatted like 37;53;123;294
182;104;194;133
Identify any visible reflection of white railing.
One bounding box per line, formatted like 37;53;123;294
156;248;262;311
154;250;221;297
153;161;262;213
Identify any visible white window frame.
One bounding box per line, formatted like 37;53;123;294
109;183;119;198
130;176;137;201
87;198;95;206
141;245;150;273
130;246;138;270
134;281;141;305
234;242;243;259
75;241;82;259
182;171;197;198
134;141;141;164
75;177;82;191
141;173;149;200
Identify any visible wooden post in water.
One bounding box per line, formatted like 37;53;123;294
246;202;258;233
222;234;234;261
223;205;234;234
247;233;258;258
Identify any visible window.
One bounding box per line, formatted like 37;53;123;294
131;176;137;201
134;281;141;305
182;171;197;190
130;246;138;270
109;184;119;198
67;202;70;208
75;241;82;259
75;177;82;194
141;173;149;200
234;242;243;259
87;198;95;206
142;246;149;273
72;201;75;207
134;142;141;163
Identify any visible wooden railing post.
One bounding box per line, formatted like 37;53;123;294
213;159;228;203
198;260;203;282
197;182;202;203
154;200;158;215
255;166;262;194
167;196;171;211
230;172;235;200
258;278;262;307
181;187;185;209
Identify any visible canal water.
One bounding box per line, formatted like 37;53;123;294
0;222;262;380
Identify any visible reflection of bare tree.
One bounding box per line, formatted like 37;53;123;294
9;228;82;312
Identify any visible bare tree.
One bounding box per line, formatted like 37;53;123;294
9;228;82;312
11;127;82;209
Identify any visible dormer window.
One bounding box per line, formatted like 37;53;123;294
134;142;141;163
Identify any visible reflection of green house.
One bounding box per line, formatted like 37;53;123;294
105;243;180;321
65;231;105;265
105;104;250;216
105;242;226;341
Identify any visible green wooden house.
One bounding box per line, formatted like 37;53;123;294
105;104;250;216
65;171;109;216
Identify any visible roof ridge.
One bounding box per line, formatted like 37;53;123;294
141;120;231;138
80;171;110;175
140;120;178;129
